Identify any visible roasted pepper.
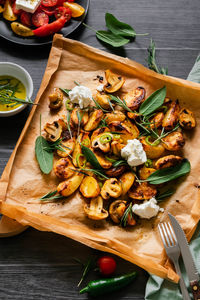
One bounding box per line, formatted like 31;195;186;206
80;271;137;296
33;16;66;37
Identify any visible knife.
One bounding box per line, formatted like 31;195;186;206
168;213;200;300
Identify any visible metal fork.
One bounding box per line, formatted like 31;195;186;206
158;222;191;300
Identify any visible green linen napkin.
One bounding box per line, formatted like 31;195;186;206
145;55;200;299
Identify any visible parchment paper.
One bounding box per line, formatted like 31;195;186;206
1;34;200;282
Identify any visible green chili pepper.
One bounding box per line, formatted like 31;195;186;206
81;138;90;147
145;159;153;168
112;133;121;140
145;136;160;146
76;153;87;168
105;155;117;163
80;271;137;297
99;133;112;144
65;99;73;111
159;105;168;113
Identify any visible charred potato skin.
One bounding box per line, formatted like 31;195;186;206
140;136;165;159
80;176;100;198
179;108;196;130
120;172;135;195
162;100;180;131
123;87;146;110
49;88;63;110
54;158;75;180
57;173;84;197
101;178;122;200
108;120;139;143
155;155;183;169
128;182;157;200
139;166;156;180
162;131;185;151
84;110;104;131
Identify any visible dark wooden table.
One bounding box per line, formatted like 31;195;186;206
0;0;199;298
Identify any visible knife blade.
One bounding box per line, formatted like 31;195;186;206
168;213;200;300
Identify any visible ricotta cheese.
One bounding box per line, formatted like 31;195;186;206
69;85;92;109
121;139;147;167
132;197;164;219
16;0;41;13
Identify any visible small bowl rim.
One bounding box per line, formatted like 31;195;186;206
0;62;34;117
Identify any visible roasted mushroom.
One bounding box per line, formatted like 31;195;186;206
91;127;110;141
105;165;126;177
84;110;104;131
44;120;62;142
101;178;122;200
49;88;63;110
179;108;196;130
155;155;183;169
57;137;75;158
108;121;139;143
162;131;185;151
104;69;125;93
80;176;100;198
70;108;89;128
57;173;84;197
94;92;111;109
140;136;165;159
84;196;108;220
162;100;180;131
120;172;135;195
109;200;136;225
54;157;75;179
139;166;156;180
123;87;145;110
92;133;113;153
128;182;157;200
105;111;126;124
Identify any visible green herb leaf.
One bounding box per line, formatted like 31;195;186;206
147;39;168;75
39;190;65;202
146;159;191;185
120;203;133;227
110;95;133;112
35;136;53;174
157;189;175;202
40;190;57;199
81;145;103;170
187;54;200;83
92;97;110;113
105;12;136;37
139;86;166;116
60;88;71;96
96;30;130;47
76;257;96;287
112;160;128;167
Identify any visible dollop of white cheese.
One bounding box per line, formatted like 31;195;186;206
69;85;92;109
132;197;164;219
96;84;104;92
121;139;147;167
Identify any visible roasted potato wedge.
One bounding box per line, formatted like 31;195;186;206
120;172;135;195
155;155;183;169
84;110;103;131
162;100;180;131
72;132;90;167
94;92;111;109
3;0;17;21
123;87;145;110
150;112;164;129
11;22;34;36
140;136;165;159
128;182;157;200
57;173;84;197
80;176;100;198
162;131;185;151
139;166;156;180
105;111;126;124
111;141;125;156
57;137;75;158
49;88;63;110
108;121;139;143
70;108;89;128
127;112;140;120
179;108;196;130
84;196;108;220
101;178;122;200
93;150;112;169
104;69;125;93
54;157;75;179
44;120;62;142
105;165;126;177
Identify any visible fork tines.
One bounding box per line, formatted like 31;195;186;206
158;222;177;247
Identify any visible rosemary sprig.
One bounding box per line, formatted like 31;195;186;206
77;110;84;138
39;190;65;202
0;95;36;106
120;203;133;227
75;257;96;287
157;189;175;202
92;97;110;112
110;95;133;112
147;39;168;75
59;88;71;96
66;111;73;139
72;168;109;180
44;138;72;153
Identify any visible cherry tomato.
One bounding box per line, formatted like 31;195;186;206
32;11;49;27
33;15;66;36
98;256;117;277
56;0;64;6
54;6;71;20
20;11;32;27
41;0;57;7
12;2;22;15
67;0;74;2
41;5;56;16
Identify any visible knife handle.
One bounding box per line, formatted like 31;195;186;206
190;280;200;300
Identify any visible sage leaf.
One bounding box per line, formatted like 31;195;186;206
105;12;136;37
187;54;200;83
96;30;130;47
157;189;175;202
35;136;53;174
139;86;166;116
81;145;103;170
60;88;71;96
147;159;191;185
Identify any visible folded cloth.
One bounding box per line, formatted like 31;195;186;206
145;54;200;300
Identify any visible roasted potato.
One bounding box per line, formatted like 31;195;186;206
179;108;196;130
162;131;185;151
70;108;89;128
84;110;103;131
162;100;180;131
128;182;157;200
111;141;125;156
11;22;34;36
54;157;75;179
139;166;156;180
94;92;111;109
150;112;164;129
84;196;108;220
104;69;125;93
101;178;122;200
120;172;135;195
44;120;62;142
155;155;183;169
57;138;75;158
93;150;112;169
80;176;100;198
109;200;136;225
140;136;165;159
3;0;17;21
123;87;145;110
127;111;140;120
91;127;110;141
105;165;126;177
108;121;139;143
57;173;84;197
72;132;90;167
49;88;63;110
105;111;126;124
